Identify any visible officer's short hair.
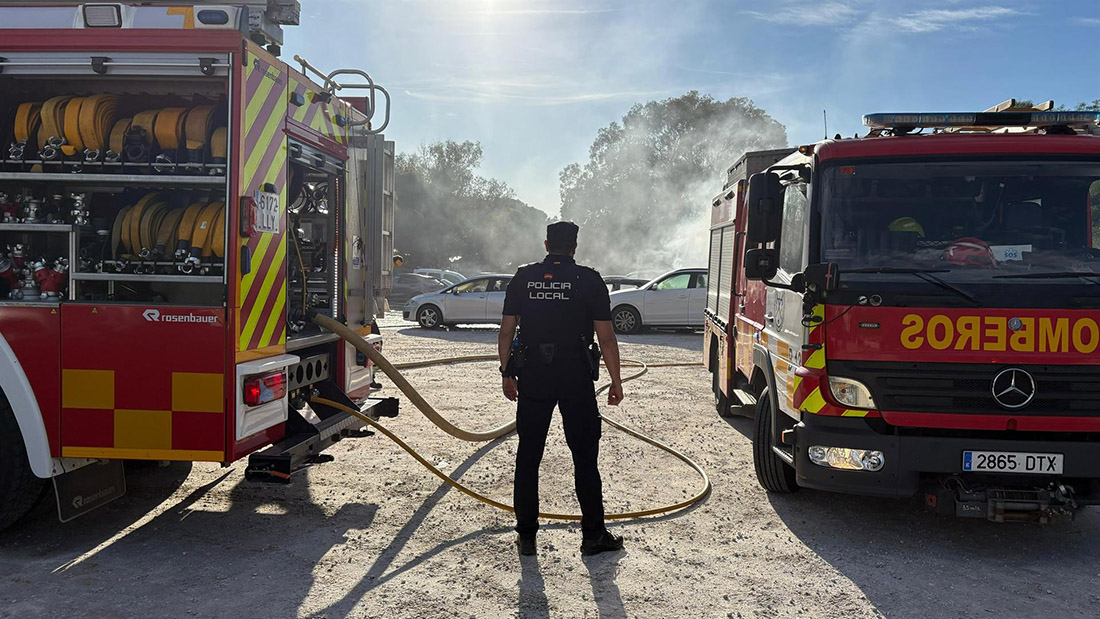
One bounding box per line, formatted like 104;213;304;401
546;221;579;252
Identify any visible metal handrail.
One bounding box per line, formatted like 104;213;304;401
324;68;375;122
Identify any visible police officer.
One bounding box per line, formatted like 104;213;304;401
498;221;625;557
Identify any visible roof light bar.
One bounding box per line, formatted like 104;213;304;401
864;111;1100;129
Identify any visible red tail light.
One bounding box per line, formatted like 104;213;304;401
243;370;287;407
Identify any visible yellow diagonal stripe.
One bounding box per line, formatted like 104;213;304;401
239;232;274;304
801;387;826;414
243;110;286;189
241;243;286;346
258;287;287;347
805;347;826;370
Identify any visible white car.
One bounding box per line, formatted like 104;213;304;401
403;274;513;328
608;268;708;334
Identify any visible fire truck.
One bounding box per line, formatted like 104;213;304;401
0;1;398;530
705;102;1100;521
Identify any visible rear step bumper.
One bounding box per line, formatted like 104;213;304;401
245;394;399;483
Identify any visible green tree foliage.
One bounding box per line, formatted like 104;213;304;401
396;140;547;273
558;91;787;273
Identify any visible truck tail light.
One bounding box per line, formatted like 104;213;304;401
243;370;287;407
239;196;256;237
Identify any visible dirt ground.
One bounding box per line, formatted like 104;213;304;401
3;317;1100;619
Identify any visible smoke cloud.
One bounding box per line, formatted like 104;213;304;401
559;91;788;275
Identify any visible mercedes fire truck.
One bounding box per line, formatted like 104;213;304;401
0;1;398;530
705;102;1100;521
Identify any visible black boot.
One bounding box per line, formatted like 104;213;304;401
580;530;623;556
516;535;536;556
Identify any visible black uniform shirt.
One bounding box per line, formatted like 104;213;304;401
503;254;610;361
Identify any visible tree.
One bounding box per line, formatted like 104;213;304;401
559;91;787;273
396;140;547;274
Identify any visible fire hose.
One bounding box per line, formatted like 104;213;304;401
310;313;711;521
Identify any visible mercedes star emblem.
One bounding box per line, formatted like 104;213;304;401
991;367;1036;410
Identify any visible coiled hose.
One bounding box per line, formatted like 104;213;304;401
310;313;711;521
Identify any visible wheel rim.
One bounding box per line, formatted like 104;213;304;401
614;310;635;332
420;308;438;327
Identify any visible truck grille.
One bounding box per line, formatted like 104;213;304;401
829;360;1100;415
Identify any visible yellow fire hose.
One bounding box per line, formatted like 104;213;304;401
310;313;711;522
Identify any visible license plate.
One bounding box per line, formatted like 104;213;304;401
962;451;1063;474
252;190;280;234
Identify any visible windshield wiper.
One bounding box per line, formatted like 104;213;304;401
994;271;1100;284
841;267;982;306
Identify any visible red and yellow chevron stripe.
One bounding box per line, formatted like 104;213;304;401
237;44;289;352
288;70;348;146
793;304;869;418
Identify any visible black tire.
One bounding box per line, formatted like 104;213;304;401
611;305;642;334
752;389;798;493
0;399;47;532
711;345;733;418
416;305;443;329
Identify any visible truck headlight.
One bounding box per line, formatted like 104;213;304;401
808;446;885;472
828;376;876;409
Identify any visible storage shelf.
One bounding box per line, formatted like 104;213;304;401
0;173;225;187
0;223;73;232
71;272;222;284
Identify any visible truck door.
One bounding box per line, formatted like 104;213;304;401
764;182;809;413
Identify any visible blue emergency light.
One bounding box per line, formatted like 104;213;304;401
863;111;1100;129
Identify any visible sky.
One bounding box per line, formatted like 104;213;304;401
284;0;1100;216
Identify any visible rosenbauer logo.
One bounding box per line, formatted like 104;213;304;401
142;309;218;325
900;314;1100;354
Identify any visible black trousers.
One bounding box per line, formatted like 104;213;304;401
514;371;605;539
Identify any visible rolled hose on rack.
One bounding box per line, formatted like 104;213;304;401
309;312;711;521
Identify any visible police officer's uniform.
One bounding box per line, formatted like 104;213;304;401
502;250;611;540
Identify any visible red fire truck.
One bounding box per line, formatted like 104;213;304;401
0;1;398;530
705;103;1100;520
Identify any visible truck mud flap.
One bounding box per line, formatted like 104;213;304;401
54;459;126;523
245;380;398;483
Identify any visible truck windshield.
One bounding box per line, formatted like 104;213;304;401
820;161;1100;280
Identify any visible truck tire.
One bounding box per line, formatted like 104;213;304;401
752;389;798;494
0;399;46;531
612;305;641;334
712;352;733;418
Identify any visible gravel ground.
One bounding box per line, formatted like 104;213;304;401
3;315;1100;618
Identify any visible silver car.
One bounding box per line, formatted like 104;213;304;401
607;268;708;333
403;274;513;328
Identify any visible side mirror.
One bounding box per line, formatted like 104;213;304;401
744;248;778;281
803;263;840;292
745;172;783;247
451;288;460;295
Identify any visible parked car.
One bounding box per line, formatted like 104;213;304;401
607;268;708;333
390;273;448;307
413;267;466;286
404;274;513;328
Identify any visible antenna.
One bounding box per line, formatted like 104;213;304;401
823;109;828;140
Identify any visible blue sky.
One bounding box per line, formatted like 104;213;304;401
285;0;1100;215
